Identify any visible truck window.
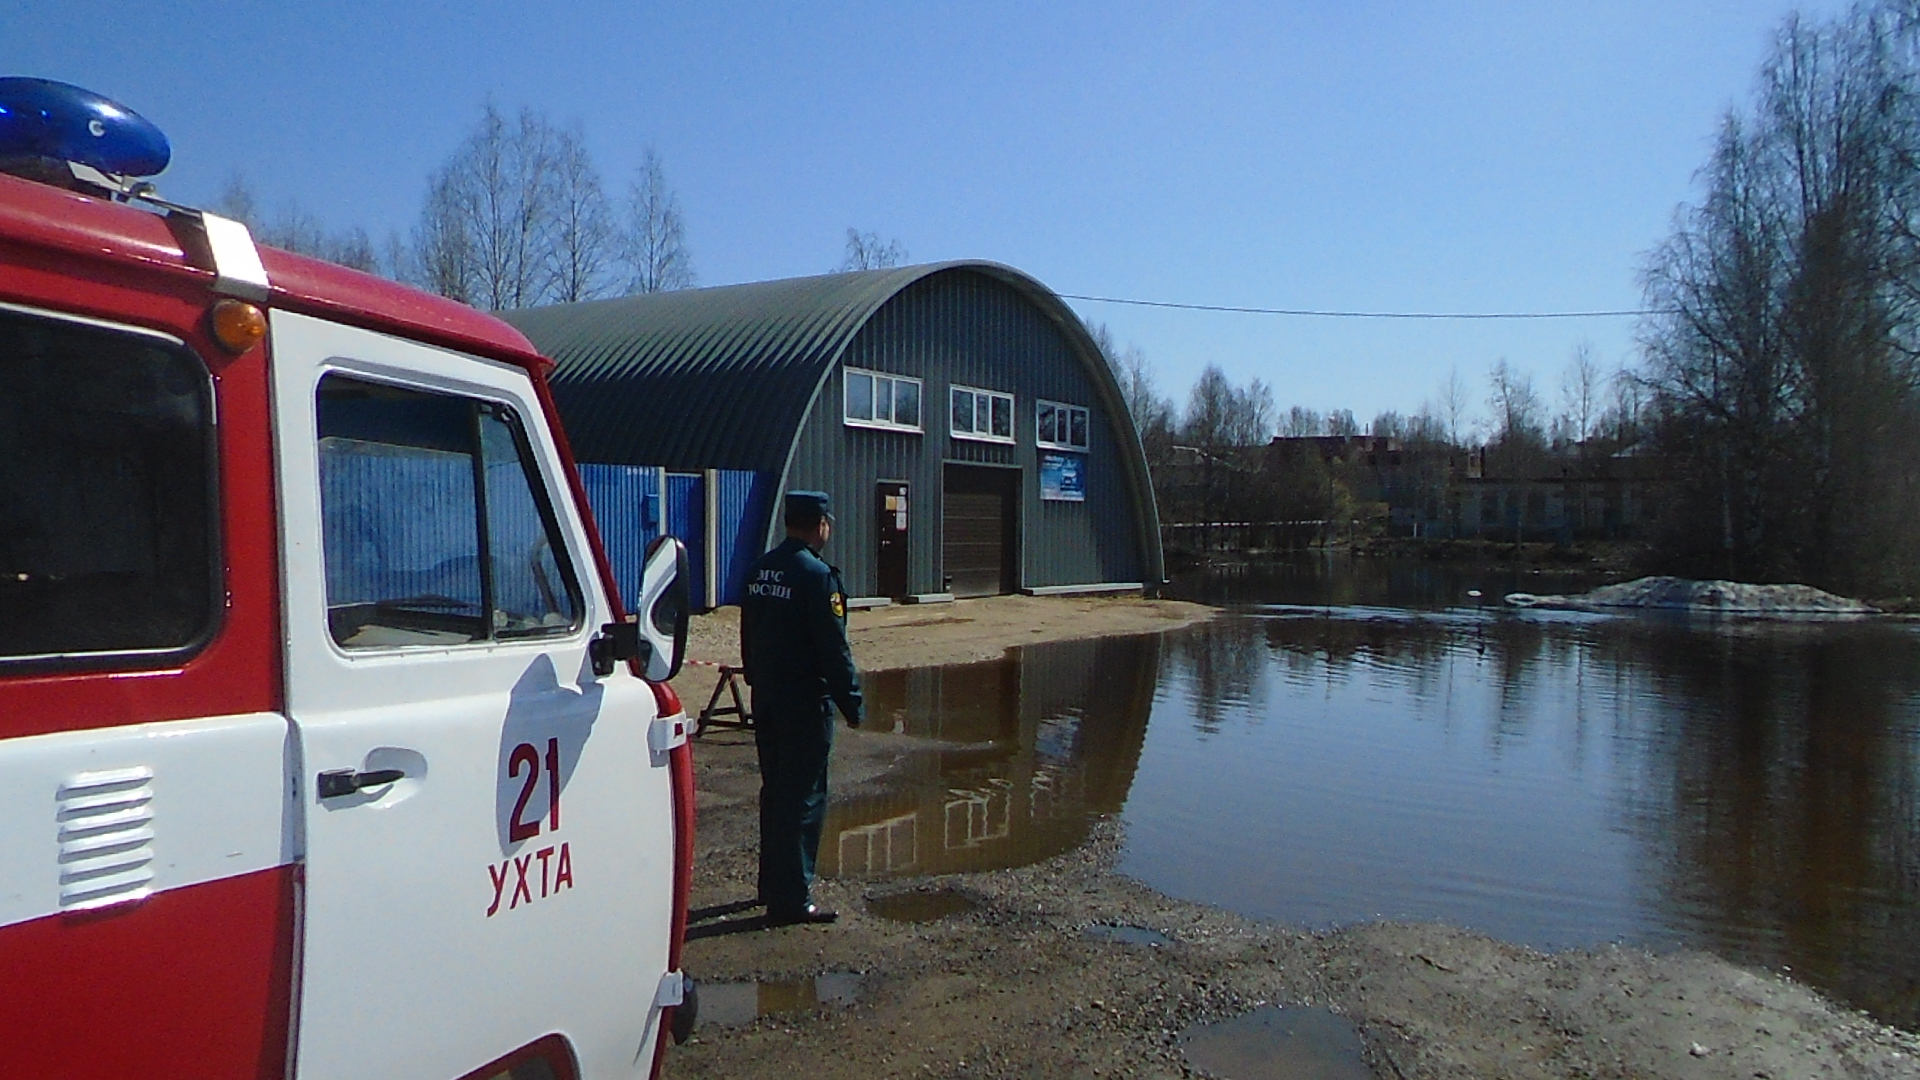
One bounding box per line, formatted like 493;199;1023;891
0;307;216;664
317;375;580;648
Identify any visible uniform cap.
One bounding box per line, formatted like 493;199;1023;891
785;490;833;525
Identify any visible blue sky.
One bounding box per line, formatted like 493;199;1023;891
4;1;1851;430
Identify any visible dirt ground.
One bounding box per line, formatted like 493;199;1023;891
668;593;1216;717
662;596;1920;1080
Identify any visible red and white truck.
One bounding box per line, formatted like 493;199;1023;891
0;79;697;1079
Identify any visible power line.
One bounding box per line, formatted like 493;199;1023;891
1058;292;1672;320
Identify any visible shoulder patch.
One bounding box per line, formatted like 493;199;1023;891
830;591;846;618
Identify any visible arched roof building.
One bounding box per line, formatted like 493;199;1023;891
505;261;1162;603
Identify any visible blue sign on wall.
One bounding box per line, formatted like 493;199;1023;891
1039;451;1085;502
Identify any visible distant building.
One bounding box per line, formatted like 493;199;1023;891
1264;434;1653;542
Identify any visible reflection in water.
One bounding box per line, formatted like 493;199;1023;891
1125;603;1920;1030
821;634;1160;879
1619;623;1920;1028
866;887;978;923
699;974;862;1027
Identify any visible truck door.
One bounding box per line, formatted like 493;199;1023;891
269;311;675;1080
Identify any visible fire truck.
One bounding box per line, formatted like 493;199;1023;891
0;79;698;1079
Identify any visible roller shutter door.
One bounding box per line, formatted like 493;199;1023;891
942;465;1016;597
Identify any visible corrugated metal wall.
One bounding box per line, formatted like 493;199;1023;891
713;469;774;607
577;463;661;612
782;272;1145;597
578;463;769;612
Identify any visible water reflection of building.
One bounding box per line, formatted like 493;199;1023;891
822;633;1161;879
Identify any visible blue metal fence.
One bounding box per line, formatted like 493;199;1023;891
577;464;768;612
319;447;770;618
713;469;773;607
577;463;661;612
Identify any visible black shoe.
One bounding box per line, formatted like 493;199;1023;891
766;903;838;925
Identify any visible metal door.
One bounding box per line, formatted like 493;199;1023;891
270;311;674;1080
876;481;909;598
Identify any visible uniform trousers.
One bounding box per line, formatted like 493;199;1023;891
753;684;834;913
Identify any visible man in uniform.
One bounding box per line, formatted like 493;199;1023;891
740;490;863;925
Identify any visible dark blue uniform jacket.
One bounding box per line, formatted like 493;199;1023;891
740;537;863;724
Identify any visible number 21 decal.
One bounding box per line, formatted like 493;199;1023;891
508;737;561;842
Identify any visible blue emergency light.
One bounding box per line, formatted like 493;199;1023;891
0;77;170;178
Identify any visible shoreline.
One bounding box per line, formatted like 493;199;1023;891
668;596;1920;1079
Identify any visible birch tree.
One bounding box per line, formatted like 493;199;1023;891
622;147;696;294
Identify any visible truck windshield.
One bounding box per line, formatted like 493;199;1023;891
0;307;216;664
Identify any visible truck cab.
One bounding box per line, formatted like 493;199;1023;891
0;81;695;1080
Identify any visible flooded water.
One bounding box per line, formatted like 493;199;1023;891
1179;1006;1374;1080
866;887;978;923
1083;923;1172;946
699;973;863;1026
822;558;1920;1030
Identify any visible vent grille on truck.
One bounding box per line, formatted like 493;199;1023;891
56;766;156;911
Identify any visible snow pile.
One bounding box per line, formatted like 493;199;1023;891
1504;576;1877;615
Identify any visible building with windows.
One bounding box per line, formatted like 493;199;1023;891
503;262;1162;606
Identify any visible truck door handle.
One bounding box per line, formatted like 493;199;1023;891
317;768;406;799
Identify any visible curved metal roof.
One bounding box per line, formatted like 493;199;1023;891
504;266;936;471
504;261;1163;580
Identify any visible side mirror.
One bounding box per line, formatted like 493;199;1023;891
635;534;689;682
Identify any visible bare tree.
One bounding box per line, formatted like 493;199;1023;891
1560;342;1602;444
1234;379;1276;445
1182;369;1274;449
1281;406;1323;437
212;172;259;227
1086;321;1174;443
413;104;567;310
411;170;476;303
547;126;616;302
1324;408;1359;437
622;147;695;294
839;228;908;271
1183;366;1236;450
1435;366;1471;446
1639;1;1920;591
213;172;381;274
1486;359;1545;448
326;227;380;274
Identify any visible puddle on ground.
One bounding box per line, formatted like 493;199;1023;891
698;973;862;1027
822;634;1162;882
1082;923;1171;946
1179;1006;1373;1080
866;887;978;922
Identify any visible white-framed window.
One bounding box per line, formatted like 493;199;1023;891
1036;399;1090;451
949;384;1015;444
843;367;923;432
